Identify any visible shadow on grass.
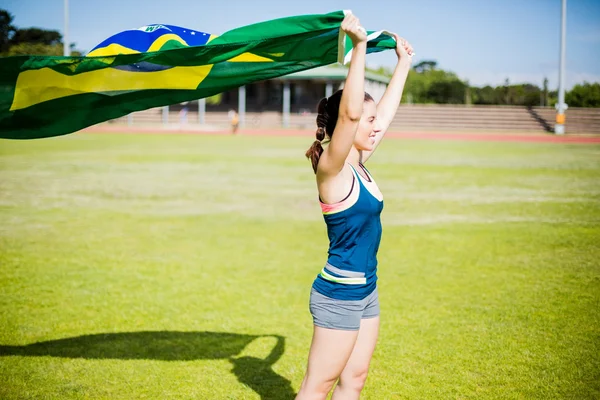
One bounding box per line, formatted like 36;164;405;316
0;330;295;400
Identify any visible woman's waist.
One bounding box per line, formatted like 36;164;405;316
320;261;376;284
326;251;378;269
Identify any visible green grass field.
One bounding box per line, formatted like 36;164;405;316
1;133;599;399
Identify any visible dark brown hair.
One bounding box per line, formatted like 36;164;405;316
305;90;374;173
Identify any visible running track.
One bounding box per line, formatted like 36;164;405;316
84;126;600;144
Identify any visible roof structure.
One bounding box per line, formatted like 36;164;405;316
274;64;390;84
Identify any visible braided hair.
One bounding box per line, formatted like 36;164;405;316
305;90;373;173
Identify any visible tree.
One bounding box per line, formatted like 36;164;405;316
0;9;79;55
6;42;63;56
403;65;468;104
465;80;472;105
10;27;62;46
403;69;429;103
370;57;597;106
566;82;600;107
69;43;82;56
413;60;437;73
548;90;558;107
427;80;467;104
503;78;510;104
506;84;542;107
472;86;499;105
0;9;16;53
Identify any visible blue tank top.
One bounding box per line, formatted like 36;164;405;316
312;163;384;300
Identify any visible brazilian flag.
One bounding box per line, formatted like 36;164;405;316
0;10;395;140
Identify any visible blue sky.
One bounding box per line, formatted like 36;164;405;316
3;0;599;89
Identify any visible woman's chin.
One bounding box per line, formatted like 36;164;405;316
356;141;375;152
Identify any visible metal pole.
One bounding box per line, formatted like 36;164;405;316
555;0;568;134
63;0;69;56
198;98;206;124
162;106;169;126
283;82;290;128
325;82;333;98
238;86;246;128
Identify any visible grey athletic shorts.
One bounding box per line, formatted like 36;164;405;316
309;287;380;331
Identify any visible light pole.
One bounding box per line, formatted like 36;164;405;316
554;0;567;134
63;0;69;56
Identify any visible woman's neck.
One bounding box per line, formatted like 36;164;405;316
346;147;362;166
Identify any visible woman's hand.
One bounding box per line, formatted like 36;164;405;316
341;13;368;46
391;33;414;63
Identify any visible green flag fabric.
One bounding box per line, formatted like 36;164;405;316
0;10;395;140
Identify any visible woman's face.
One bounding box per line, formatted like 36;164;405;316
353;100;380;152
